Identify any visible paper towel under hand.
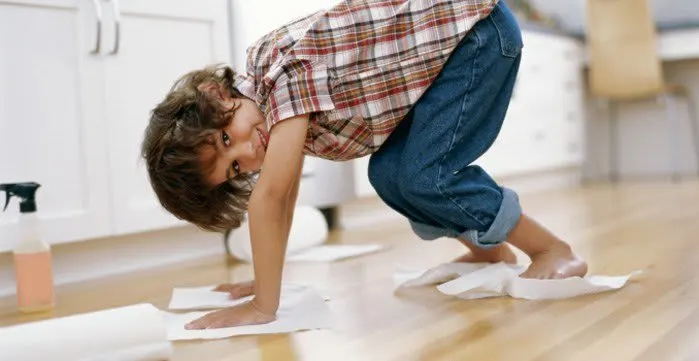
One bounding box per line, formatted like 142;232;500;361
0;303;171;361
164;288;332;341
168;283;329;310
395;262;640;300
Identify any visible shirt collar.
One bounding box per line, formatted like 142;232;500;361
232;73;256;101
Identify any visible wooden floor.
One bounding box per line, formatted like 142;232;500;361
1;180;699;361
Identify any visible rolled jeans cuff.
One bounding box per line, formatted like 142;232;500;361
408;187;522;248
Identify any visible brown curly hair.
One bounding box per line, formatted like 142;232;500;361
141;64;256;232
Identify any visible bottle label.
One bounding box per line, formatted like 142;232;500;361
14;252;54;307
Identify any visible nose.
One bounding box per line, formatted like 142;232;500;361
234;140;257;173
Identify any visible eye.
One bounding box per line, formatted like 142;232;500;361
231;160;240;176
221;130;231;147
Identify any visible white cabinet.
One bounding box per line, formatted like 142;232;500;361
0;0;111;251
0;0;230;251
103;0;229;234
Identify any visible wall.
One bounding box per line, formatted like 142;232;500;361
228;0;335;71
528;0;699;34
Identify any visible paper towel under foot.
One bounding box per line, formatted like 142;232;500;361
0;303;171;361
394;262;641;300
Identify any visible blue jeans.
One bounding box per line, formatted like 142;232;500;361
367;1;523;248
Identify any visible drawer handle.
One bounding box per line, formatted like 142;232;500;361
90;0;103;54
108;0;121;55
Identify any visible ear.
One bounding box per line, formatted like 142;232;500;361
197;81;235;111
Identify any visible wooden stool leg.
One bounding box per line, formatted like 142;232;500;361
663;93;681;182
685;92;699;177
608;99;619;182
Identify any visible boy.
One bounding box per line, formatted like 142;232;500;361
142;0;586;329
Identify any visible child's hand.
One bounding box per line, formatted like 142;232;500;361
184;300;275;329
213;281;254;299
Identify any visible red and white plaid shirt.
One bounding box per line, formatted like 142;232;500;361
233;0;499;160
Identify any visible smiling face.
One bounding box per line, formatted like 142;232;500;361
200;97;270;187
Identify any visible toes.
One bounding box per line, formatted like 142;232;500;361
214;284;235;292
185;320;205;330
519;271;536;279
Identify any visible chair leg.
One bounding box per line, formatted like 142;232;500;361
684;91;699;177
608;100;619;182
663;93;681;182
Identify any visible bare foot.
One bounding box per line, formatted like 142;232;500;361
519;242;588;279
453;241;517;264
505;213;588;279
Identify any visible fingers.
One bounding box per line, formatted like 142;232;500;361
204;319;228;330
183;300;277;331
213;281;253;292
185;310;236;330
185;314;213;330
184;312;247;330
212;284;237;292
213;282;254;299
229;287;254;300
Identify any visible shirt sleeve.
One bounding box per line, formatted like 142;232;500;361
264;59;336;127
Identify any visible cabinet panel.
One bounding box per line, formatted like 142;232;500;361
0;1;110;251
102;0;230;234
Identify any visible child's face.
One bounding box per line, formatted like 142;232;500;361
201;98;269;186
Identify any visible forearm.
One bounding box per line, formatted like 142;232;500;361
246;114;308;315
285;160;302;238
248;190;291;314
250;171;300;313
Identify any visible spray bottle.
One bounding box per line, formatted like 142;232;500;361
0;182;55;313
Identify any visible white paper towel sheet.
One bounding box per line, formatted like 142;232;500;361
164;288;332;341
394;262;640;300
168;283;329;310
0;303;171;361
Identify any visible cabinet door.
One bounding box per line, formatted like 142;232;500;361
101;0;230;234
0;0;110;251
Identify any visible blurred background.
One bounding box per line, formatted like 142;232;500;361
1;0;698;296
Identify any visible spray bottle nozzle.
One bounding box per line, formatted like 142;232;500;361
0;182;41;213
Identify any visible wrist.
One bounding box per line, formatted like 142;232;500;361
251;296;278;316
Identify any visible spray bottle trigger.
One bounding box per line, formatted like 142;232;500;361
2;192;9;212
0;184;13;212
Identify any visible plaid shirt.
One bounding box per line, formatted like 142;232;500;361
233;0;499;160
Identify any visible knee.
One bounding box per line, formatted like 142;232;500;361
395;166;439;201
367;154;393;195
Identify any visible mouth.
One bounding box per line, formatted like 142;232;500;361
256;127;269;150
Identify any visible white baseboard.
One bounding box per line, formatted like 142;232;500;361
495;165;582;195
0;226;223;299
